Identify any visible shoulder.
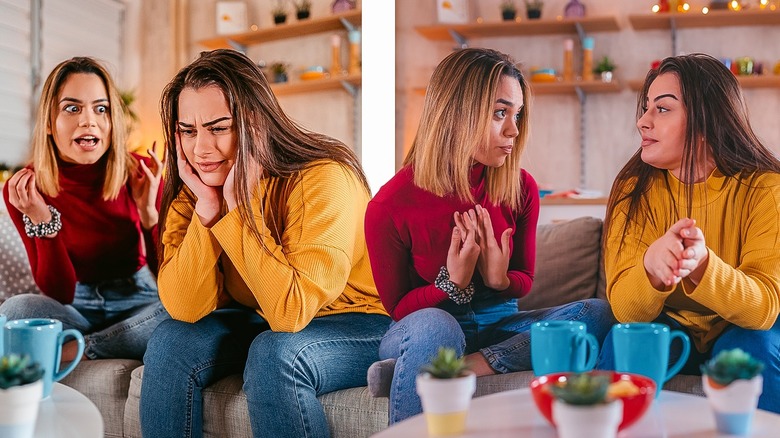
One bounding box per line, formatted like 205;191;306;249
371;166;415;205
520;169;538;194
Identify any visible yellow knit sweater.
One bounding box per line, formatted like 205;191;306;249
158;160;388;332
605;169;780;352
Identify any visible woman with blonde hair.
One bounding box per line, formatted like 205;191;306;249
0;56;167;360
364;47;614;423
139;49;389;437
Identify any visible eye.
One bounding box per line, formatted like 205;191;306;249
514;112;522;122
95;105;109;114
656;105;669;113
209;126;231;134
494;109;507;119
177;127;196;137
64;104;79;113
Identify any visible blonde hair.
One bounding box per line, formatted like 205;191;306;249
405;48;531;210
32;57;130;199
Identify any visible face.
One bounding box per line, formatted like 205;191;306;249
473;75;523;168
177;85;237;187
50;73;112;164
637;73;688;179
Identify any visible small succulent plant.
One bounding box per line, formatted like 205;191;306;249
701;348;764;387
420;347;470;379
594;56;617;74
0;354;44;390
501;0;517;13
549;373;611;405
524;0;544;11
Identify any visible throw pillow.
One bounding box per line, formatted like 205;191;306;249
0;210;40;304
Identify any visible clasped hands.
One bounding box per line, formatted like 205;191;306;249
447;204;512;291
643;218;709;289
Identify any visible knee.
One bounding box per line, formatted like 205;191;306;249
144;319;199;362
715;327;778;367
399;308;464;356
580;298;616;340
0;294;56;319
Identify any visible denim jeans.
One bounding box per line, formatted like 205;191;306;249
378;296;614;423
139;309;391;438
597;313;780;413
0;265;167;359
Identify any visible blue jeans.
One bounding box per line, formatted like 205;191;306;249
379;297;614;423
597;313;780;413
0;265;167;359
139;309;391;438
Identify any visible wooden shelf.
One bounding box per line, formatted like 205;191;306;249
270;74;360;96
540;197;607;205
627;75;780;91
628;9;780;31
415;15;620;41
531;79;622;95
198;9;361;49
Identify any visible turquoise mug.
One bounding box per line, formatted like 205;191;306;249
4;318;85;398
612;322;691;398
531;321;599;376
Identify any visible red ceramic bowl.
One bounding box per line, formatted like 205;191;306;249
529;371;656;431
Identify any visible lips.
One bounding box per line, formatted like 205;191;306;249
197;161;224;172
641;136;657;147
499;146;513;154
74;135;99;151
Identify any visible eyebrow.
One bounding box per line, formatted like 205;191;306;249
652;93;678;102
177;116;232;128
60;97;109;104
496;98;524;110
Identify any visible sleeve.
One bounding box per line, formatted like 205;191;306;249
365;200;448;321
500;170;539;299
211;163;368;332
680;188;780;330
156;189;230;322
604;194;673;323
3;183;77;303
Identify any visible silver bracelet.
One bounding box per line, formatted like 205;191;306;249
434;266;475;305
22;205;62;238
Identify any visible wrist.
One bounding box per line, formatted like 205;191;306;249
435;266;475;305
23;205;62;238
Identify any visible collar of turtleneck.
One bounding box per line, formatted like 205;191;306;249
469;162;486;188
57;155;108;187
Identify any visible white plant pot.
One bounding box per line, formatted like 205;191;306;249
416;371;476;436
703;375;763;436
600;71;613;82
553;398;623;438
0;380;43;438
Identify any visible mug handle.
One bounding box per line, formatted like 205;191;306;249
53;329;85;382
664;330;691;383
573;333;600;372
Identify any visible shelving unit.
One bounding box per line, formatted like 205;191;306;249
414;79;622;97
627;75;780;92
271;73;361;96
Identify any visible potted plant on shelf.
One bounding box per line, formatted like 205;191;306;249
524;0;543;19
500;0;517;21
294;0;311;20
0;354;45;438
594;55;617;83
415;347;476;437
269;62;289;83
272;0;288;25
550;373;623;438
701;348;765;436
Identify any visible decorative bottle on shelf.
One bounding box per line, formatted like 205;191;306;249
563;0;586;18
348;29;361;75
562;38;574;82
331;0;356;13
331;34;344;76
582;37;594;81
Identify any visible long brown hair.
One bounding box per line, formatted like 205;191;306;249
404;48;531;210
32;57;131;199
605;53;780;244
158;49;368;258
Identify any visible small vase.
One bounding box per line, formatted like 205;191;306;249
0;380;43;438
296;10;310;20
331;0;356;14
416;372;476;437
274;73;288;83
553;399;623;438
502;10;517;21
527;9;542;19
273;14;287;25
564;0;586;18
600;71;613;83
703;375;763;436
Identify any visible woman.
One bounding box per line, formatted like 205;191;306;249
0;57;167;361
364;48;614;423
139;49;390;438
598;53;780;412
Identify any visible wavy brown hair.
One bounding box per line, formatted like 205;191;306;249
404;48;531;210
158;49;369;258
606;53;780;246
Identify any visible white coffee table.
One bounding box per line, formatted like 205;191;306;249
34;382;103;438
373;388;780;437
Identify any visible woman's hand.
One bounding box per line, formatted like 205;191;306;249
129;142;165;229
474;204;512;290
643;218;697;289
446;210;480;288
678;220;709;286
175;134;222;227
224;163;262;212
6;169;51;223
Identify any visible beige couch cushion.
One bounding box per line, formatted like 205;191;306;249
519;216;604;310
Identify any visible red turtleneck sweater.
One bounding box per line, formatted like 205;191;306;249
364;164;539;321
2;154;160;304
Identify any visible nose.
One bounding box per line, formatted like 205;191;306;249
192;129;212;156
637;110;651;131
79;112;97;128
504;118;519;138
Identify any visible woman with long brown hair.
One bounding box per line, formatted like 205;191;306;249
139;49;389;437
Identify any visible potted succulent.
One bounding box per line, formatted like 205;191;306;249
594;55;617;83
294;0;311;20
415;347;476;437
550;373;623;438
524;0;544;19
500;0;517;21
269;62;289;83
701;348;764;436
0;354;45;438
272;0;288;25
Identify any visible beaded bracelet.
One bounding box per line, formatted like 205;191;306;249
22;205;62;238
434;266;475;305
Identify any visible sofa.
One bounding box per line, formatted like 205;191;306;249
5;215;705;437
